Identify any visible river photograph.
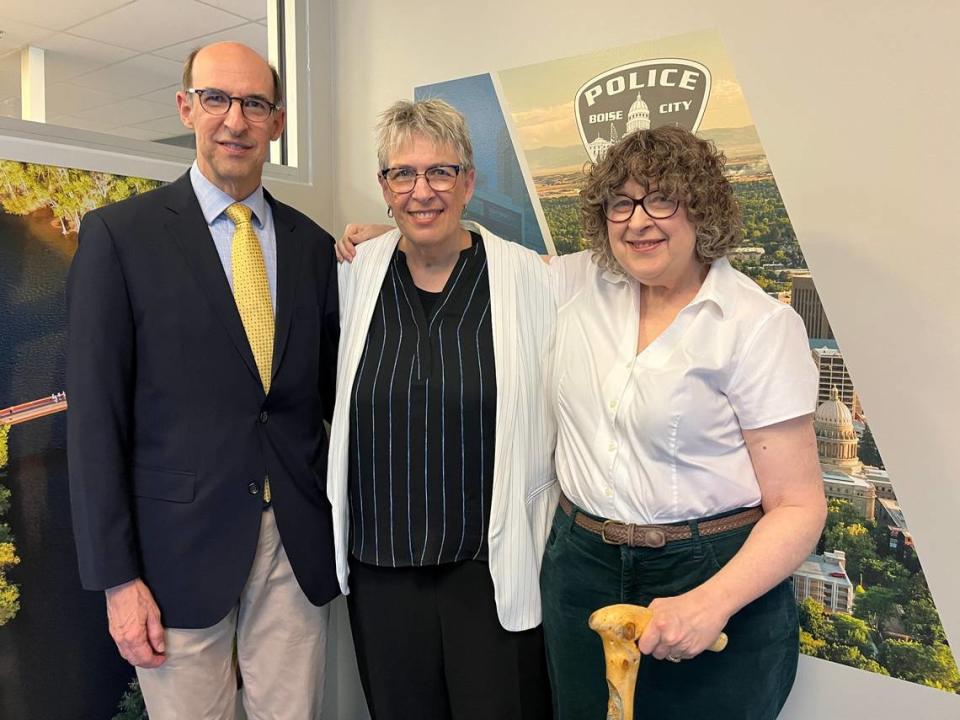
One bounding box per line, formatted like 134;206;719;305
0;160;159;719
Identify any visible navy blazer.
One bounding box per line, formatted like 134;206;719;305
66;172;339;628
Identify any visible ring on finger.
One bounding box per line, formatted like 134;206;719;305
666;655;682;663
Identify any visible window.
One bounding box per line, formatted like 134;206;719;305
0;0;298;168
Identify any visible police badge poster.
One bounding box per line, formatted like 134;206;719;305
416;29;960;693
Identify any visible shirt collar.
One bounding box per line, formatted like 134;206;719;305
600;263;629;286
686;256;737;317
189;161;267;228
599;254;738;317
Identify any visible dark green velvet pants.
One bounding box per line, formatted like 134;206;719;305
540;504;799;720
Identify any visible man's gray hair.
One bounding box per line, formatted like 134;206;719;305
376;98;474;171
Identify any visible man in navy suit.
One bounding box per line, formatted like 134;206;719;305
66;42;338;719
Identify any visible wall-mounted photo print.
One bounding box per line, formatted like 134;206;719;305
0;160;160;719
416;29;960;694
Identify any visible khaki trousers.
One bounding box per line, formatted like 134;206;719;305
137;509;329;720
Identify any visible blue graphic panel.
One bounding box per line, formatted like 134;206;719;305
416;74;546;253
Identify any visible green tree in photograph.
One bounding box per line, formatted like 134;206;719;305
0;424;8;471
0;541;20;626
0;161;46;215
880;640;960;692
0;161;161;235
112;679;148;720
860;557;910;597
0;424;20;627
858;424;884;468
829;613;875;657
541;196;586;255
822;643;887;675
731;179;803;267
902;595;948;646
799;630;826;658
798;597;830;641
824;520;878;582
854;586;901;637
826;498;864;528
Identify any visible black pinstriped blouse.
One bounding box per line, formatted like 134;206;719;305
348;233;497;567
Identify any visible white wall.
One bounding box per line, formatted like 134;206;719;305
331;1;960;717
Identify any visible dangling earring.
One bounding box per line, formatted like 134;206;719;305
387;206;394;218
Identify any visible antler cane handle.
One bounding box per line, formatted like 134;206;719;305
589;604;727;720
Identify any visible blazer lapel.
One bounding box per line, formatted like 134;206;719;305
339;232;398;412
163;173;261;388
268;193;303;386
472;223;520;539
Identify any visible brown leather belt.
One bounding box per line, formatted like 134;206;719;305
558;494;763;548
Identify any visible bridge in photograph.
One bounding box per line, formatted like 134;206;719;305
0;393;68;426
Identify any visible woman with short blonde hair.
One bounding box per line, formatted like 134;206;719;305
327;98;555;720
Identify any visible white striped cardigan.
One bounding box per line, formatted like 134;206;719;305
327;221;559;631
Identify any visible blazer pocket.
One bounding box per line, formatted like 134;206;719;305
131;466;196;503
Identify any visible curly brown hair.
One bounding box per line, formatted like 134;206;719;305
580;126;741;272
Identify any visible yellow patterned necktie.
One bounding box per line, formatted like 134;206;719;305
226;202;274;394
226;203;274;503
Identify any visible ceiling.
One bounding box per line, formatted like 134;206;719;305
0;0;268;143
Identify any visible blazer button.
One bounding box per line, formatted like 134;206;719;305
247;481;260;496
259;410;269;424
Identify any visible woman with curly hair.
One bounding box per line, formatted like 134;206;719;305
541;125;826;719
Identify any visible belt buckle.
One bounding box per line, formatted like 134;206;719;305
600;519;624;545
638;527;667;548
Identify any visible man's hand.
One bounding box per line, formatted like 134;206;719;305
105;578;166;668
336;223;393;263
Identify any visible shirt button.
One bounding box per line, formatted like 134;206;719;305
609;400;617;410
608;442;616;452
259;410;269;424
247;481;260;495
605;487;613;497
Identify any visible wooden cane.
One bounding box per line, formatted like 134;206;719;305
588;604;728;720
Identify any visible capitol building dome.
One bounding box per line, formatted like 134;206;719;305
815;386;855;428
626;93;651;134
815;386;863;474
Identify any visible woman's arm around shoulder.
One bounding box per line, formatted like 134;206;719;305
336;223;395;263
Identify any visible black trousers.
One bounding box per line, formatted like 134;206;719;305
347;558;552;720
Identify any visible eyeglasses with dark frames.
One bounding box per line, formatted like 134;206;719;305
187;88;280;123
603;189;680;223
379;165;462;194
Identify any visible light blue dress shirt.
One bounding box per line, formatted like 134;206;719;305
189;161;278;313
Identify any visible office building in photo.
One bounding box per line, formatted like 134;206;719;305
811;343;863;419
793;550;855;614
792;272;834;340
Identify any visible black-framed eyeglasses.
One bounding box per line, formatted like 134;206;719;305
187;87;280;123
379;165;462;194
603;190;680;223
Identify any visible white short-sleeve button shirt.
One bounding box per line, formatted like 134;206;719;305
549;252;817;525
